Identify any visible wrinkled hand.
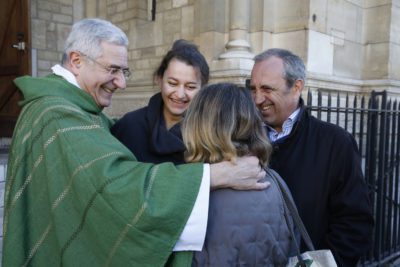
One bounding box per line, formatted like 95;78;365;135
210;156;269;190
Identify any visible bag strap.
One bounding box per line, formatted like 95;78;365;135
266;168;315;251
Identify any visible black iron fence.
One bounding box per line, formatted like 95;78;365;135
306;89;400;266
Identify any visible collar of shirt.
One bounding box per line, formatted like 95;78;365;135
51;64;81;89
265;108;301;142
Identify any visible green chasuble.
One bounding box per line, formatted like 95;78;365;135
3;75;203;267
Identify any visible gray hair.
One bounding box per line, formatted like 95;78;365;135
254;48;306;89
62;18;128;64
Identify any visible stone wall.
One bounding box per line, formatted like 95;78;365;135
27;0;400;118
0;138;10;260
31;0;85;77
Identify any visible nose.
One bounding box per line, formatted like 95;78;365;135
113;72;127;90
176;85;185;98
253;89;265;105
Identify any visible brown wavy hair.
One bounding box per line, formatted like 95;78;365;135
182;83;272;167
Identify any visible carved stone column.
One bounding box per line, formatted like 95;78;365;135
211;0;254;84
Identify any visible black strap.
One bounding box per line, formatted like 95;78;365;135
265;168;315;266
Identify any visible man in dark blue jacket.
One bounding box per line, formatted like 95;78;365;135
249;48;374;267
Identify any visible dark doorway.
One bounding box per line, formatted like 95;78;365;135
0;0;31;137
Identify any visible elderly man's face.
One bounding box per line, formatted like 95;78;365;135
249;56;302;132
75;42;129;108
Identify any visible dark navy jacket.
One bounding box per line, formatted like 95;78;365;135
269;100;374;267
111;93;185;164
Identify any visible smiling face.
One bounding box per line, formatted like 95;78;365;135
249;56;302;132
71;42;128;108
159;58;202;129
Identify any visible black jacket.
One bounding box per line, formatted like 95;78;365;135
111;93;185;164
269;101;374;267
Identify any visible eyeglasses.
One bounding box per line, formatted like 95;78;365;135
79;52;131;79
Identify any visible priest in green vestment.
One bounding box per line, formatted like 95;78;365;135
3;18;267;267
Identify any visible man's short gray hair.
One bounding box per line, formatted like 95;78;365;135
254;48;306;89
62;18;129;64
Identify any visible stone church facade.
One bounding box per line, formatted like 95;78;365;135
30;0;400;117
0;0;399;259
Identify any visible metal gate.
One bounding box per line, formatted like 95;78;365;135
306;90;400;266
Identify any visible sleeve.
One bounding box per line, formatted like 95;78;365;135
174;164;210;251
327;132;374;267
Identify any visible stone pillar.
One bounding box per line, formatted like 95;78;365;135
220;0;253;60
210;0;254;85
85;0;106;19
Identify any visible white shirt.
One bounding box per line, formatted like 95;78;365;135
51;64;210;251
266;108;300;142
51;64;81;89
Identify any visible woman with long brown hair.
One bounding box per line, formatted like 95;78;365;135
182;83;297;266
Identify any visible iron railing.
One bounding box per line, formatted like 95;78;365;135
306;90;400;266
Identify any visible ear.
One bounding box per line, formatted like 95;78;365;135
68;51;83;75
293;79;304;95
